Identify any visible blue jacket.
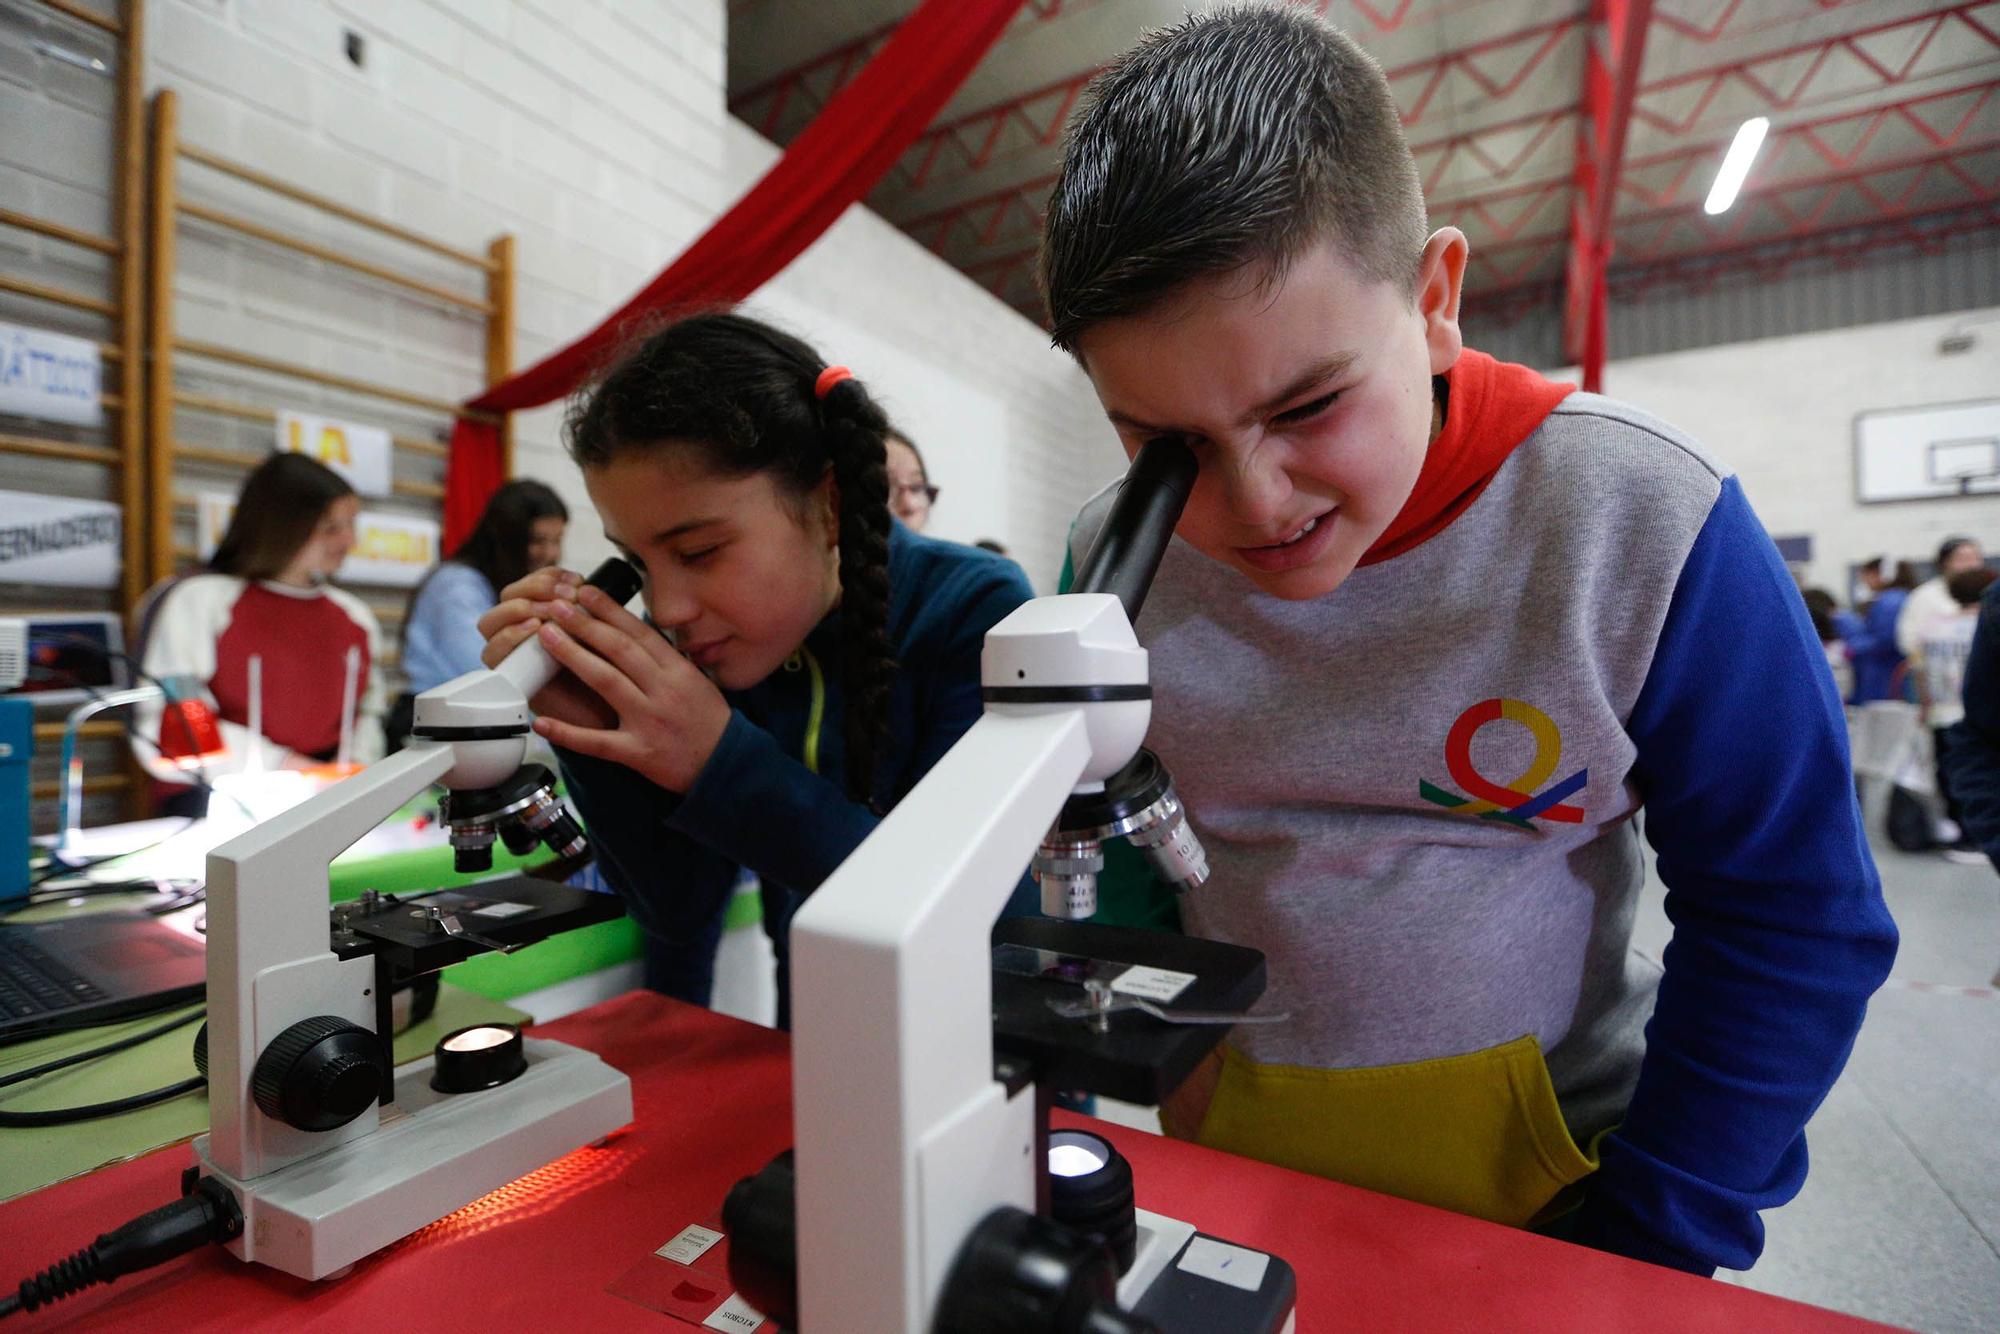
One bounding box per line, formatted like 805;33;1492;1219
1847;587;1909;703
559;524;1037;952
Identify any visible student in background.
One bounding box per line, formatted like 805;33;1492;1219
1801;588;1853;705
884;427;938;533
1914;566;1999;862
1847;556;1919;703
388;479;568;747
1943;577;2000;877
135;453;383;810
1897;535;1985;660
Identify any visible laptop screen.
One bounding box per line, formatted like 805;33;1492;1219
6;614;130;707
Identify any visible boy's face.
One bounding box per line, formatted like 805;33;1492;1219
1076;231;1467;601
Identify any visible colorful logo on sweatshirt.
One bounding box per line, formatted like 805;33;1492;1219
1419;698;1587;829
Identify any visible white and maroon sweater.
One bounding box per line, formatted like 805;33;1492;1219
136;574;385;780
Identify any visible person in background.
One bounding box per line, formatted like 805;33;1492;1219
134;453;383;811
1943;577;2000;882
884;427;938;532
1897;536;1986;661
476;312;1038;1027
1914;566;1999;862
1801;588;1853;704
1846;556;1919;703
388;479;568;747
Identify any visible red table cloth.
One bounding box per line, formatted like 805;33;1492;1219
0;992;1891;1331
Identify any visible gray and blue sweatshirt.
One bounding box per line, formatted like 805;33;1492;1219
1068;357;1897;1276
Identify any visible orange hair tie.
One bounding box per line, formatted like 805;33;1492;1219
814;365;854;400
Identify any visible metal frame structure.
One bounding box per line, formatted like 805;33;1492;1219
145;88;516;637
4;0;148;810
729;0;2000;367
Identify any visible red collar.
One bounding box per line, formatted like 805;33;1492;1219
1358;349;1574;567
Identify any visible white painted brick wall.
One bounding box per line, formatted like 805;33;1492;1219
121;0;1121;594
1584;306;2000;598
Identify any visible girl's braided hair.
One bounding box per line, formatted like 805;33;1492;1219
564;310;896;801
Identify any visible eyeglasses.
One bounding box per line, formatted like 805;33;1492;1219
891;481;940;506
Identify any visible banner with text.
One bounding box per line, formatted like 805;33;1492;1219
0;322;103;427
0;490;120;587
276;411;393;497
342;509;438;588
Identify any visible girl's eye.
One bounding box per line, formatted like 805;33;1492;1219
1274;391;1338;426
680;546;720;566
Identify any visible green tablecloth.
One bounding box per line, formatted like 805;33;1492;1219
0;983;527;1202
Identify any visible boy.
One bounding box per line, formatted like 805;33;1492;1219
1044;9;1895;1277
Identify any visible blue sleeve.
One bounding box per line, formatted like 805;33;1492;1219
672;557;1039;905
1943;583;2000;865
1573;477;1898;1274
406;565;496;691
556;750;741;957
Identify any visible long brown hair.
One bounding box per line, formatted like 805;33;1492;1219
209;453;355;580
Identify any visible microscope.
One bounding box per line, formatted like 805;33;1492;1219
726;439;1297;1332
183;561;641;1281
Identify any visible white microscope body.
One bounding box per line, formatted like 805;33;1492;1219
188;571;635;1281
785;439;1291;1331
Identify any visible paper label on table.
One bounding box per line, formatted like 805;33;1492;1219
1112;965;1196;1003
702;1292;765;1330
656;1223;725;1266
473;901;535;919
1177;1236;1270;1292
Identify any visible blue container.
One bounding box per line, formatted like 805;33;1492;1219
0;698;30;903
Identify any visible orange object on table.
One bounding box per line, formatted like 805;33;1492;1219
0;993;1891;1332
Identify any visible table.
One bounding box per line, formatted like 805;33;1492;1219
0;992;1892;1332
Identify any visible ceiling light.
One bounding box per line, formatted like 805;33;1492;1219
1703;117;1770;216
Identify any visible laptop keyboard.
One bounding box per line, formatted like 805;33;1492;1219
0;932;108;1019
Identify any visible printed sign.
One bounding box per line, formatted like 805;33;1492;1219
0;322;103;427
195;491;234;564
0;490;119;588
196;492;437;588
277;410;393;497
341;509;439;588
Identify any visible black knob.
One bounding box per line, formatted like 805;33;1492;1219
934;1207;1160;1334
723;1150;798;1330
251;1015;389;1132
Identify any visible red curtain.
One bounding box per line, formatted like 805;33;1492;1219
445;0;1028;549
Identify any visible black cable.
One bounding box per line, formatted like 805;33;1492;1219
0;1007;204;1092
0;1075;203;1128
2;1177;242;1317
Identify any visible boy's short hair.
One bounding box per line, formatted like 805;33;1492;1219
1040;5;1427;353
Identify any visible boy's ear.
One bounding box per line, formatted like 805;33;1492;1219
1416;227;1469;376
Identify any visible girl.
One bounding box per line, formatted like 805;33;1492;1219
136;452;383;807
389;479;568;747
884;427;938;532
477;312;1036;1026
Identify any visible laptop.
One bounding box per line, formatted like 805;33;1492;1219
0;911;206;1041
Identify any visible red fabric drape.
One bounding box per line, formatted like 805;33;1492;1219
445;0;1028;549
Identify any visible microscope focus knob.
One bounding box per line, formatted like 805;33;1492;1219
252;1016;390;1132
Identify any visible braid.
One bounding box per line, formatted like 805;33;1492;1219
819;378;896;805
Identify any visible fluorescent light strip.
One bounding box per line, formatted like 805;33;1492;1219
1703;117;1770;216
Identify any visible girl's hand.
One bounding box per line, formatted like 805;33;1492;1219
477;568;616;730
528;583;732;793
